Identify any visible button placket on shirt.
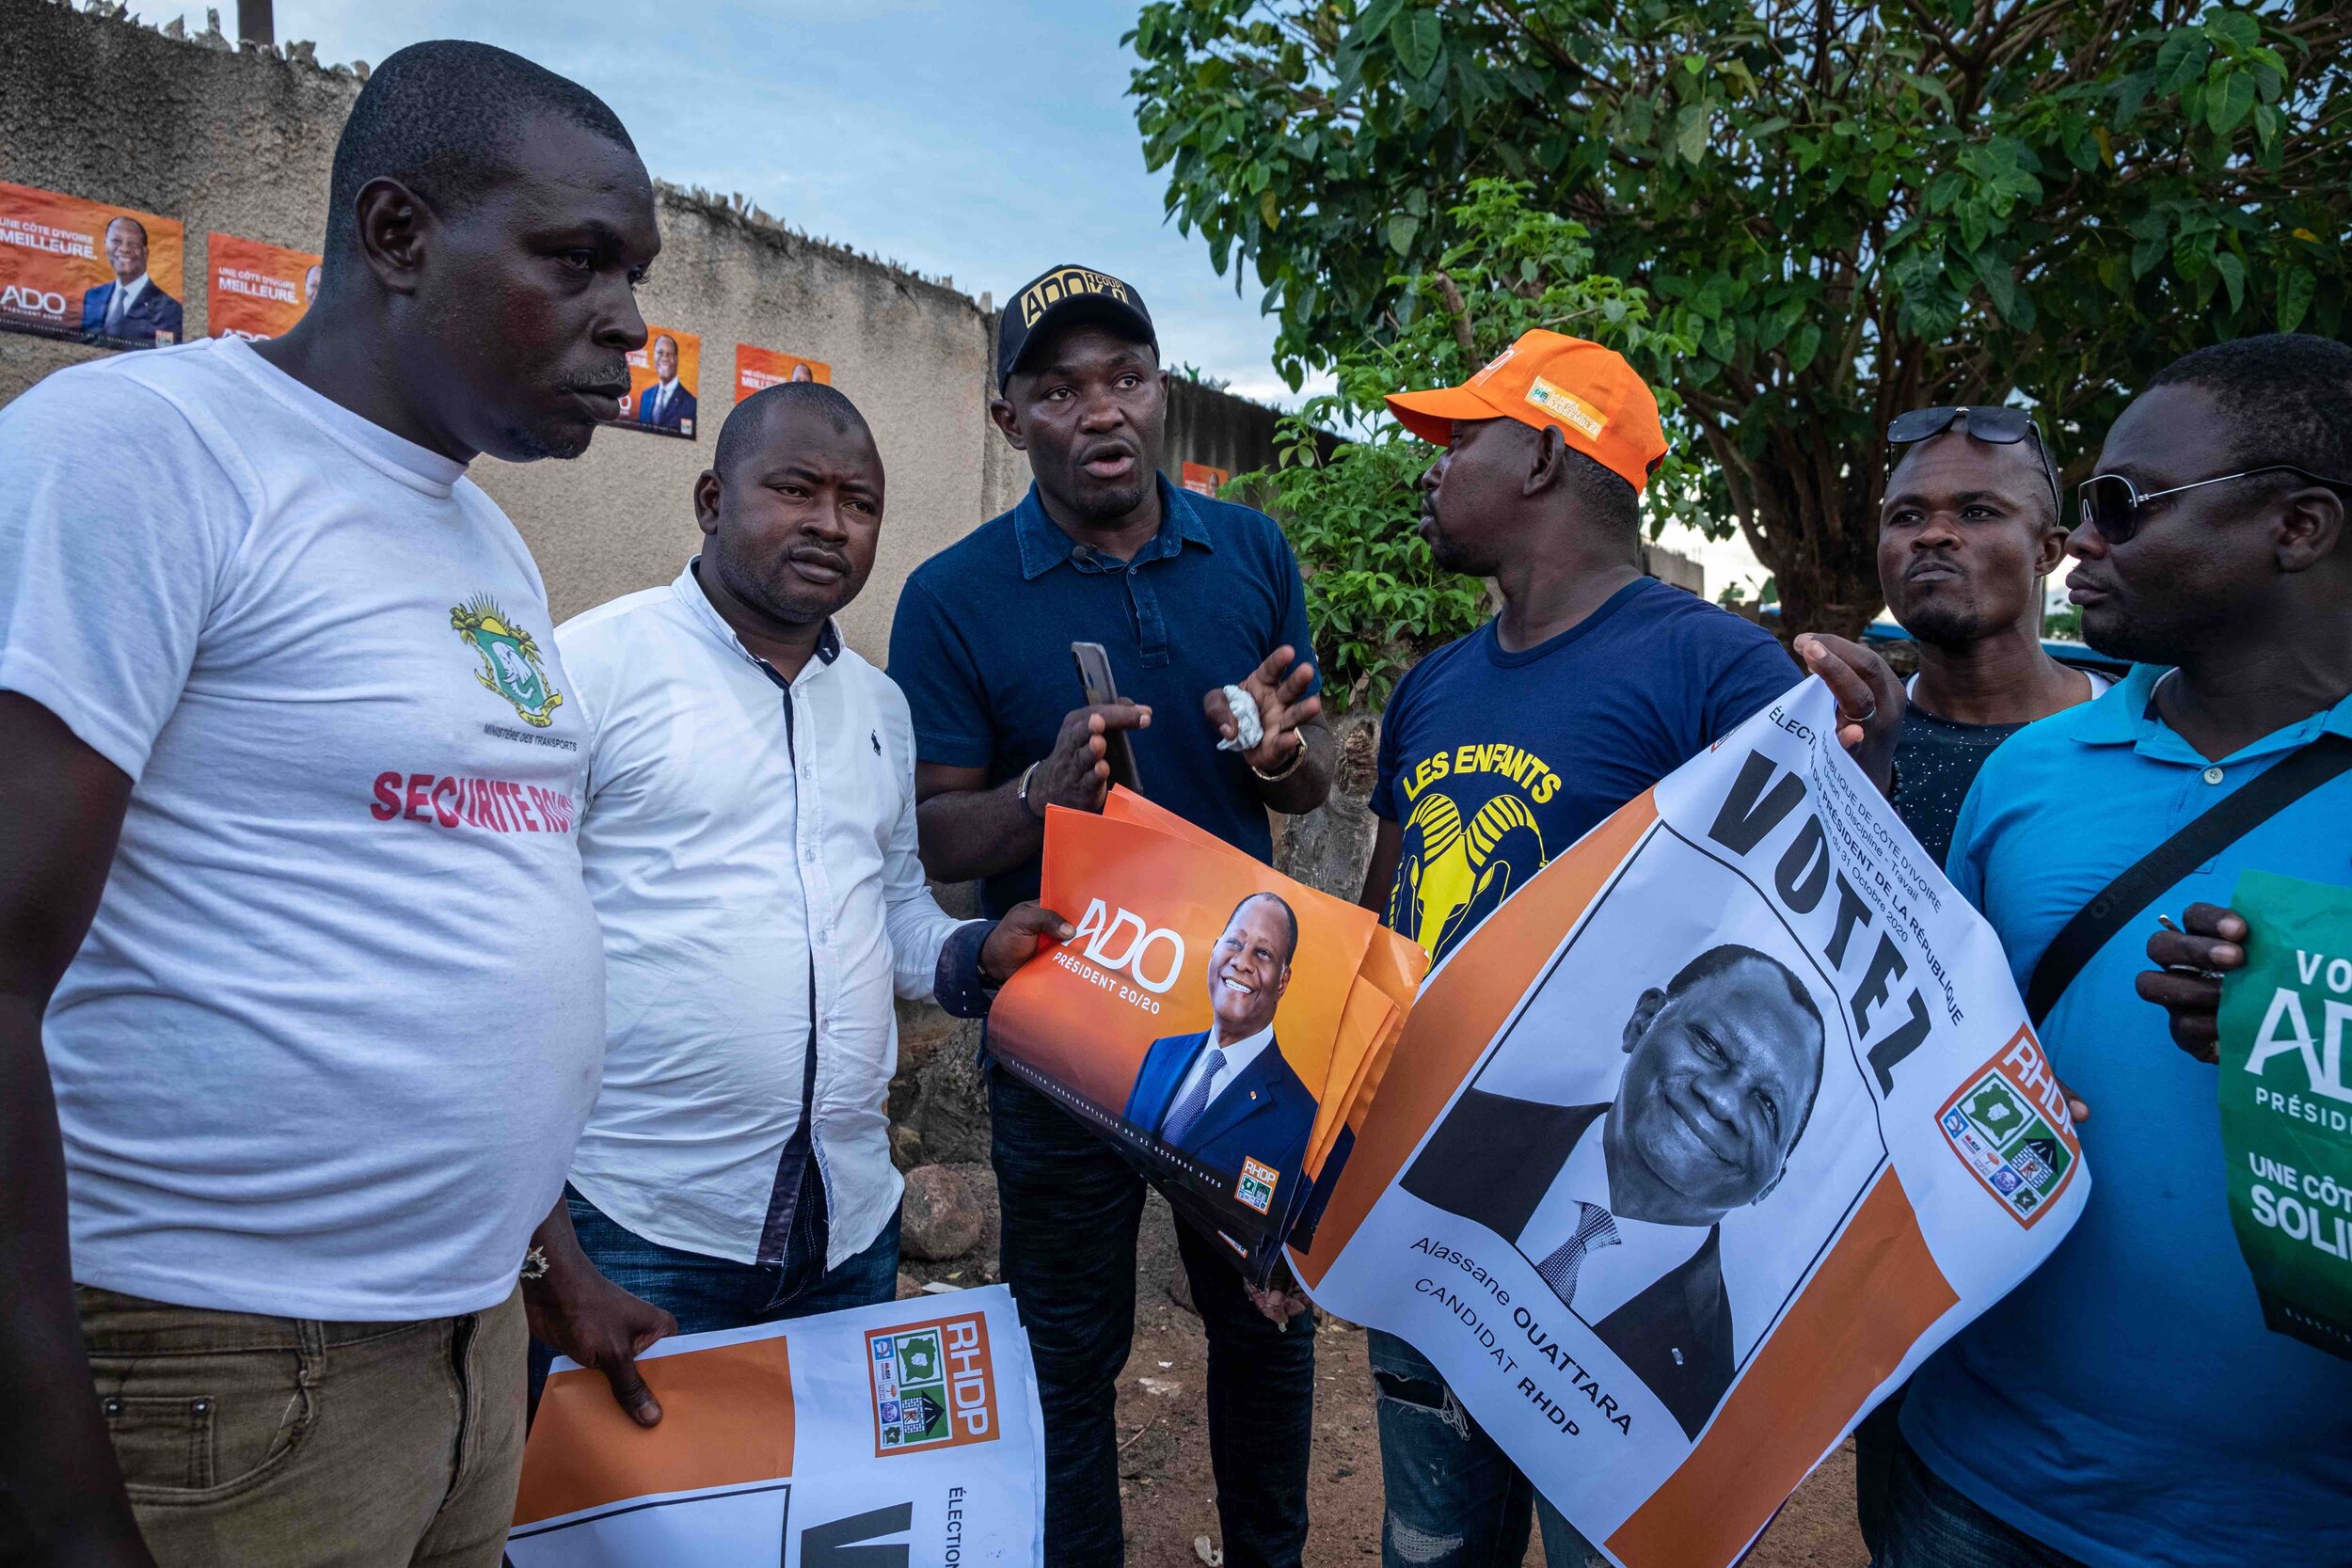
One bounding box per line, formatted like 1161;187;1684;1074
789;673;836;1129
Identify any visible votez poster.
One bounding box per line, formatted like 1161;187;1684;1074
1292;679;2090;1567
1;182;183;349
736;342;831;399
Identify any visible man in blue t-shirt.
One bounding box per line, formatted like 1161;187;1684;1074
1885;338;2352;1568
889;264;1333;1568
1357;330;1834;1568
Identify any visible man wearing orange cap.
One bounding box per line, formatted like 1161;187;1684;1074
1358;330;1806;1567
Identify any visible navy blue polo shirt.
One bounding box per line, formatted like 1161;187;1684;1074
888;474;1320;916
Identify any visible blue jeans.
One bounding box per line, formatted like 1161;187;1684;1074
527;1184;900;1410
1873;1433;2083;1568
1370;1331;1597;1568
990;1067;1315;1568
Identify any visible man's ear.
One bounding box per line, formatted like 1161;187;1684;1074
1623;987;1667;1053
987;396;1027;452
1525;424;1567;499
2276;483;2346;575
2033;516;2071;578
692;470;723;537
1274;960;1293;1004
351;177;434;296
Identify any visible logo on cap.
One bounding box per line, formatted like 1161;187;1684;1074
1021;267;1134;327
1525;376;1609;440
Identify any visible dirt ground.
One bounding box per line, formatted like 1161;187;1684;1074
907;1195;1866;1567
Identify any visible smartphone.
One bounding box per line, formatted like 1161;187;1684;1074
1071;641;1143;794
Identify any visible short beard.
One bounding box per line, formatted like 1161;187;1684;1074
2078;601;2179;666
1066;475;1150;526
1894;596;1987;650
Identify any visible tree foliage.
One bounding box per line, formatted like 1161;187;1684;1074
1133;0;2352;636
1237;179;1692;709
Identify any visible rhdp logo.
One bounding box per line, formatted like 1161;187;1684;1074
450;595;563;728
1236;1156;1279;1215
866;1312;999;1456
1936;1025;2082;1228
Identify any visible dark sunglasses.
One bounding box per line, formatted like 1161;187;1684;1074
2075;464;2352;545
1886;405;2061;510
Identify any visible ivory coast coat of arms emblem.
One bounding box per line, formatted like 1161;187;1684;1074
450;594;564;727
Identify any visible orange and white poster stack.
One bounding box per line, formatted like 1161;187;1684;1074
1289;677;2090;1567
511;1285;1042;1564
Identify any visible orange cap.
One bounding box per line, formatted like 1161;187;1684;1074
1384;329;1669;493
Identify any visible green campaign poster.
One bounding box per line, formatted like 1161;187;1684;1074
2217;869;2352;1362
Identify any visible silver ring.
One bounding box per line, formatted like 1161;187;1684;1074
1848;701;1878;724
2164;963;2225;981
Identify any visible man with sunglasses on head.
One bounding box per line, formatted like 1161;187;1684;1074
1855;404;2109;1555
1881;334;2352;1568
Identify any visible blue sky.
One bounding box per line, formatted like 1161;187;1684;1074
129;0;1318;405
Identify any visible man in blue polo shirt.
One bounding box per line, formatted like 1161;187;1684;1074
889;264;1333;1568
1885;334;2352;1567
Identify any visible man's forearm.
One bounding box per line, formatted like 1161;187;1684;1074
0;1001;153;1564
1253;723;1337;816
915;778;1046;883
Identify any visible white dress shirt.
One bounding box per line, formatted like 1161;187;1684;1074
1160;1022;1276;1131
1519;1111;1711;1323
103;273;150;332
558;560;977;1268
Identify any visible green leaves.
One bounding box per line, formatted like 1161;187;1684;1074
1392;8;1443;79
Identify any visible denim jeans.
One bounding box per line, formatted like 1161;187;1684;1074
80;1284;524;1568
990;1067;1316;1567
1873;1433;2084;1568
1369;1331;1597;1568
1851;1390;1905;1558
527;1183;900;1410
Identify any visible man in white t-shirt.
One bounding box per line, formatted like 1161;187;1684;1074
525;382;1068;1422
0;41;657;1568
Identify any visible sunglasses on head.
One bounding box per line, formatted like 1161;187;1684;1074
1886;405;2061;510
2074;464;2352;545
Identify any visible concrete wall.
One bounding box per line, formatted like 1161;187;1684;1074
0;0;1290;662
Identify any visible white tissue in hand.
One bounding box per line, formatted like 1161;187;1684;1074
1216;684;1263;752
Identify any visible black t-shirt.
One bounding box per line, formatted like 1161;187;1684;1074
1891;705;2027;870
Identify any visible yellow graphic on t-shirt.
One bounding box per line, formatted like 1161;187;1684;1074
1389;743;1561;959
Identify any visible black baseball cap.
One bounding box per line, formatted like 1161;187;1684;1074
996;264;1158;390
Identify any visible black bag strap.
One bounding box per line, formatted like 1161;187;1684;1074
2025;731;2352;1026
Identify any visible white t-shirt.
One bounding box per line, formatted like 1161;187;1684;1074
0;337;605;1321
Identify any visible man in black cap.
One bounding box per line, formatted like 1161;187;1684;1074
891;264;1332;1567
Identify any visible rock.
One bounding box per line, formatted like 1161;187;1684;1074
908;1022;991;1164
889;1123;926;1173
900;1164;983;1260
896;1271;923;1300
1274;711;1382;899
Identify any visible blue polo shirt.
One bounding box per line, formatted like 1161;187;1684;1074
888;474;1318;916
1901;665;2352;1568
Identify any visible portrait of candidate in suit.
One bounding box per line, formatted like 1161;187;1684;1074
1122;892;1320;1225
634;333;697;432
79;216;183;349
1402;942;1826;1440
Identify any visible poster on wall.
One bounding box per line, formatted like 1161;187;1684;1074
206;233;321;341
1290;677;2092;1568
736;342;832;400
1180;461;1230;497
611;324;702;438
0;182;184;350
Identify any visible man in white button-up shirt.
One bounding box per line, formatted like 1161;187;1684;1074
526;382;1066;1422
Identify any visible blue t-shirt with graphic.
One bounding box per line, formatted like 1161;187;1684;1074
1371;578;1796;962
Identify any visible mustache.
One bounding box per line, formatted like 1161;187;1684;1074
560;362;633;396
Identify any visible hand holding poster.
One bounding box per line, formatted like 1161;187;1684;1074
1;182;184;349
2218;869;2352;1361
206;233;322;341
511;1286;1043;1564
1292;678;2090;1568
984;793;1422;1280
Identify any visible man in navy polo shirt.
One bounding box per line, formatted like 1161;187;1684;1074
890;263;1333;1568
1884;334;2352;1567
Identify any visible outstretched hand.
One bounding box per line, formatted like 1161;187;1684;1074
524;1261;676;1427
1206;645;1322;775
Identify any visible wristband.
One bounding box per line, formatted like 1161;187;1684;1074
1251;733;1308;783
1018;761;1044;820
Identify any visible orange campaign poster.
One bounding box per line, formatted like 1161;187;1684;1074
205;233;321;342
1180;461;1230;496
986;803;1384;1278
611;324;703;438
1291;678;2090;1567
735;342;831;400
0;182;184;350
